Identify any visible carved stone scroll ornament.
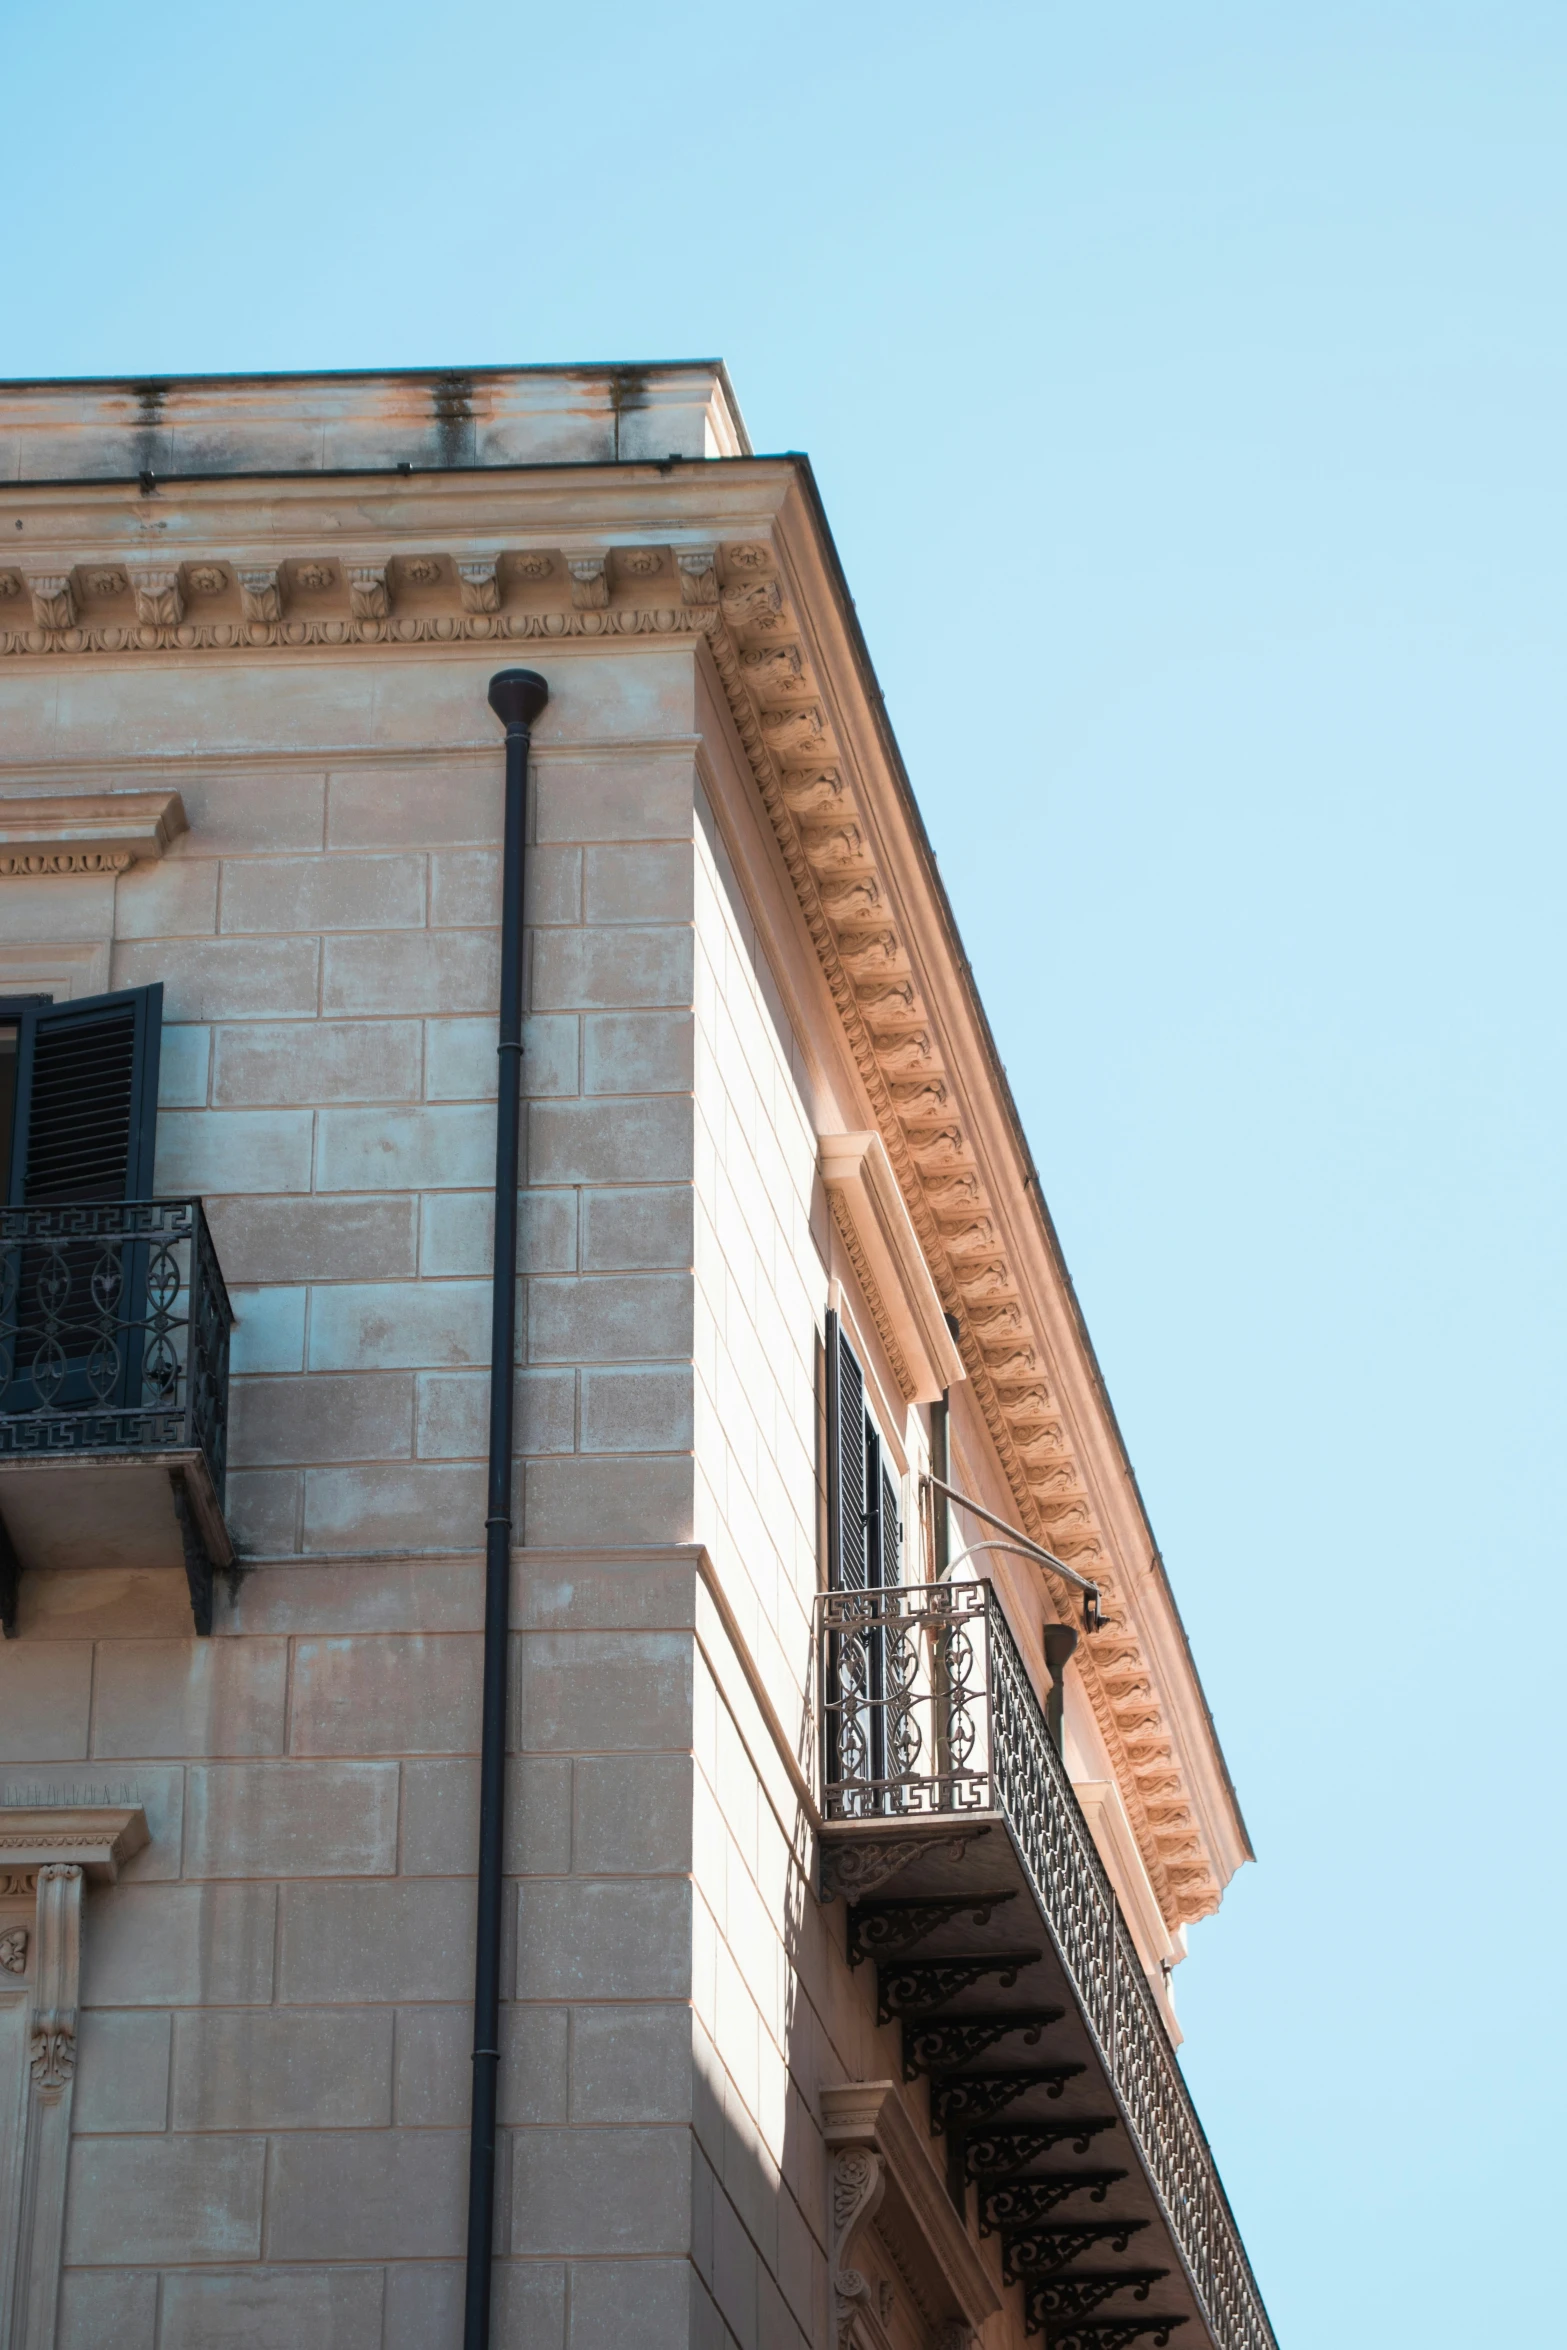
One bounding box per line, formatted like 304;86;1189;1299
822;2080;1000;2347
830;2146;888;2350
0;1928;25;1973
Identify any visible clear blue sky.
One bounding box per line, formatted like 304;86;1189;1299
4;4;1562;2340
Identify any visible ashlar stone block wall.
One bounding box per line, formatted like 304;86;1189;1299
0;638;1021;2350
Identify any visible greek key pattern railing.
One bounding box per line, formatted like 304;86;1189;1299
818;1581;1277;2350
0;1199;233;1488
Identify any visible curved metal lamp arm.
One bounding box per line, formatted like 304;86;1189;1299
923;1474;1102;1631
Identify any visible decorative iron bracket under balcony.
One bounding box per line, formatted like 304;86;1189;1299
0;1199;234;1637
816;1579;1277;2350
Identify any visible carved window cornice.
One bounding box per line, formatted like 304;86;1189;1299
820;1130;965;1405
0;791;186;876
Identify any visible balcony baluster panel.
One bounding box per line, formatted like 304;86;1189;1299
818;1579;1277;2350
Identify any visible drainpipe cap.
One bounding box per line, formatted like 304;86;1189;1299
487;668;549;729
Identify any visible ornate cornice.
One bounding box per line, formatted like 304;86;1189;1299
0;527;1218;1927
691;547;1222;1928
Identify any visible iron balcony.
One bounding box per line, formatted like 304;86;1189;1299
0;1198;235;1635
817;1578;1277;2350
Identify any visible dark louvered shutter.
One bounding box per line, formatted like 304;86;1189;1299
8;986;162;1204
880;1461;901;1588
825;1310;867;1592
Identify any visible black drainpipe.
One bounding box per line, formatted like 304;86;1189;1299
464;666;549;2350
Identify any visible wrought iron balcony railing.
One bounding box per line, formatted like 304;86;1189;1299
818;1579;1277;2350
0;1197;233;1476
0;1199;235;1635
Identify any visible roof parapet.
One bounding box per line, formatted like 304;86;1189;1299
0;361;751;483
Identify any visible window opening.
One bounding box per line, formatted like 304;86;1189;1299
824;1311;904;1810
2;986;164;1418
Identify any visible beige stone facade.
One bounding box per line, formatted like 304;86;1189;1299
0;367;1269;2350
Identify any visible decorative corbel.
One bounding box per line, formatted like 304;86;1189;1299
821;2081;1001;2344
23;574;74;631
567;556;609;610
677;547;719;606
830;2144;887;2350
237;566;283;624
721;577;783;629
457;558;501;614
348;564;391;621
130;568;184;628
818;1825;991;1904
